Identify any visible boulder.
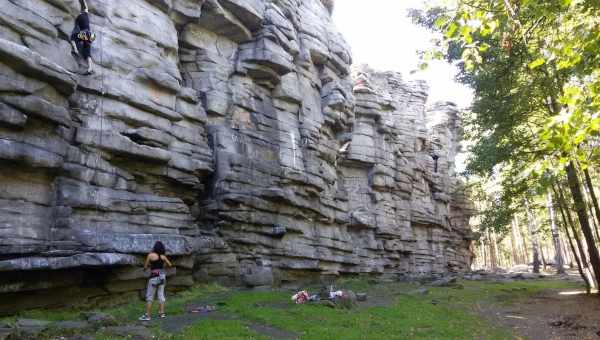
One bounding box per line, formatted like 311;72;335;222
428;277;458;287
241;266;274;287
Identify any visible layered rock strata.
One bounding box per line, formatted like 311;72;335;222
0;0;474;314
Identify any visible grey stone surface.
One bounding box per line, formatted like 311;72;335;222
429;276;458;287
14;319;51;337
16;319;51;328
82;312;117;327
0;0;474;315
102;325;153;340
53;320;88;331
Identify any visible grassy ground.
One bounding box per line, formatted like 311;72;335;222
178;320;268;340
1;283;227;324
6;279;583;339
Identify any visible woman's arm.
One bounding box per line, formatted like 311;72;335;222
161;255;173;267
143;254;151;270
79;0;88;12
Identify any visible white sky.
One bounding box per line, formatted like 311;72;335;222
332;1;474;108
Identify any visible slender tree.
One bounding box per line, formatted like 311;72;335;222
516;215;529;264
547;192;565;273
582;168;600;241
525;199;542;273
565;162;600;285
509;218;519;265
554;186;592;292
556;184;597;288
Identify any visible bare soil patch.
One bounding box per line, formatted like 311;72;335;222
479;289;600;339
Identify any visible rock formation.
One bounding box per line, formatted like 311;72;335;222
0;0;474;314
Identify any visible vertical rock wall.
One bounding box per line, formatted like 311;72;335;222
0;0;474;314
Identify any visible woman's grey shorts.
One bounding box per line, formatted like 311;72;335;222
146;273;166;303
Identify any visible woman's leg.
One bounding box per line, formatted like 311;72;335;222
146;301;153;316
157;283;166;314
85;57;93;73
80;43;93;74
143;280;155;318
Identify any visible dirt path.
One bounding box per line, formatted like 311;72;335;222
479;289;600;340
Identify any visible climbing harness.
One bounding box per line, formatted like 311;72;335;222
77;30;96;42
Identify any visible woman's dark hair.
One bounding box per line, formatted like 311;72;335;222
153;241;166;255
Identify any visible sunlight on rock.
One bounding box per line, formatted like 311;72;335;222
505;315;527;320
558;290;587;296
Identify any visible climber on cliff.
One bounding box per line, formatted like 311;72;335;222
139;241;173;321
70;0;95;75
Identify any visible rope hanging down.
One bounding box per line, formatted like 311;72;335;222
90;24;105;252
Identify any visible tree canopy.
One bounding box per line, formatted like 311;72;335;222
410;0;600;231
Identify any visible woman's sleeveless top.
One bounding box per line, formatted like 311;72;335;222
150;256;164;270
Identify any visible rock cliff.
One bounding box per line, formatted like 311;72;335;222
0;0;474;314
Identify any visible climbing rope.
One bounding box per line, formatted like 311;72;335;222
91;25;105;251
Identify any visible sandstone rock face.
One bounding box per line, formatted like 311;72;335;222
0;0;474;314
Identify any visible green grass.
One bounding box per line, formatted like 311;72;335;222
220;289;507;340
4;279;584;340
104;283;228;321
426;279;581;307
1;283;226;326
177;320;267;340
211;279;580;340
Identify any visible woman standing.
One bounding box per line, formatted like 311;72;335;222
139;241;172;321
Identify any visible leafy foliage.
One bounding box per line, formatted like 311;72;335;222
410;0;600;232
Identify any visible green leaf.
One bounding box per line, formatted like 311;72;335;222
461;26;473;44
446;23;458;38
561;0;573;7
434;16;448;29
528;58;546;69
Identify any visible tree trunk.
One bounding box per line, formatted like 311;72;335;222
559;233;572;267
540;245;547;270
487;229;497;270
581;177;600;243
480;238;487;270
493;231;503;268
525;199;542;273
516;215;529;264
554;184;593;291
510;218;519;265
557;186;589;266
583;168;600;242
557;184;598;289
554;186;592;293
547;192;565;273
566;162;600;286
